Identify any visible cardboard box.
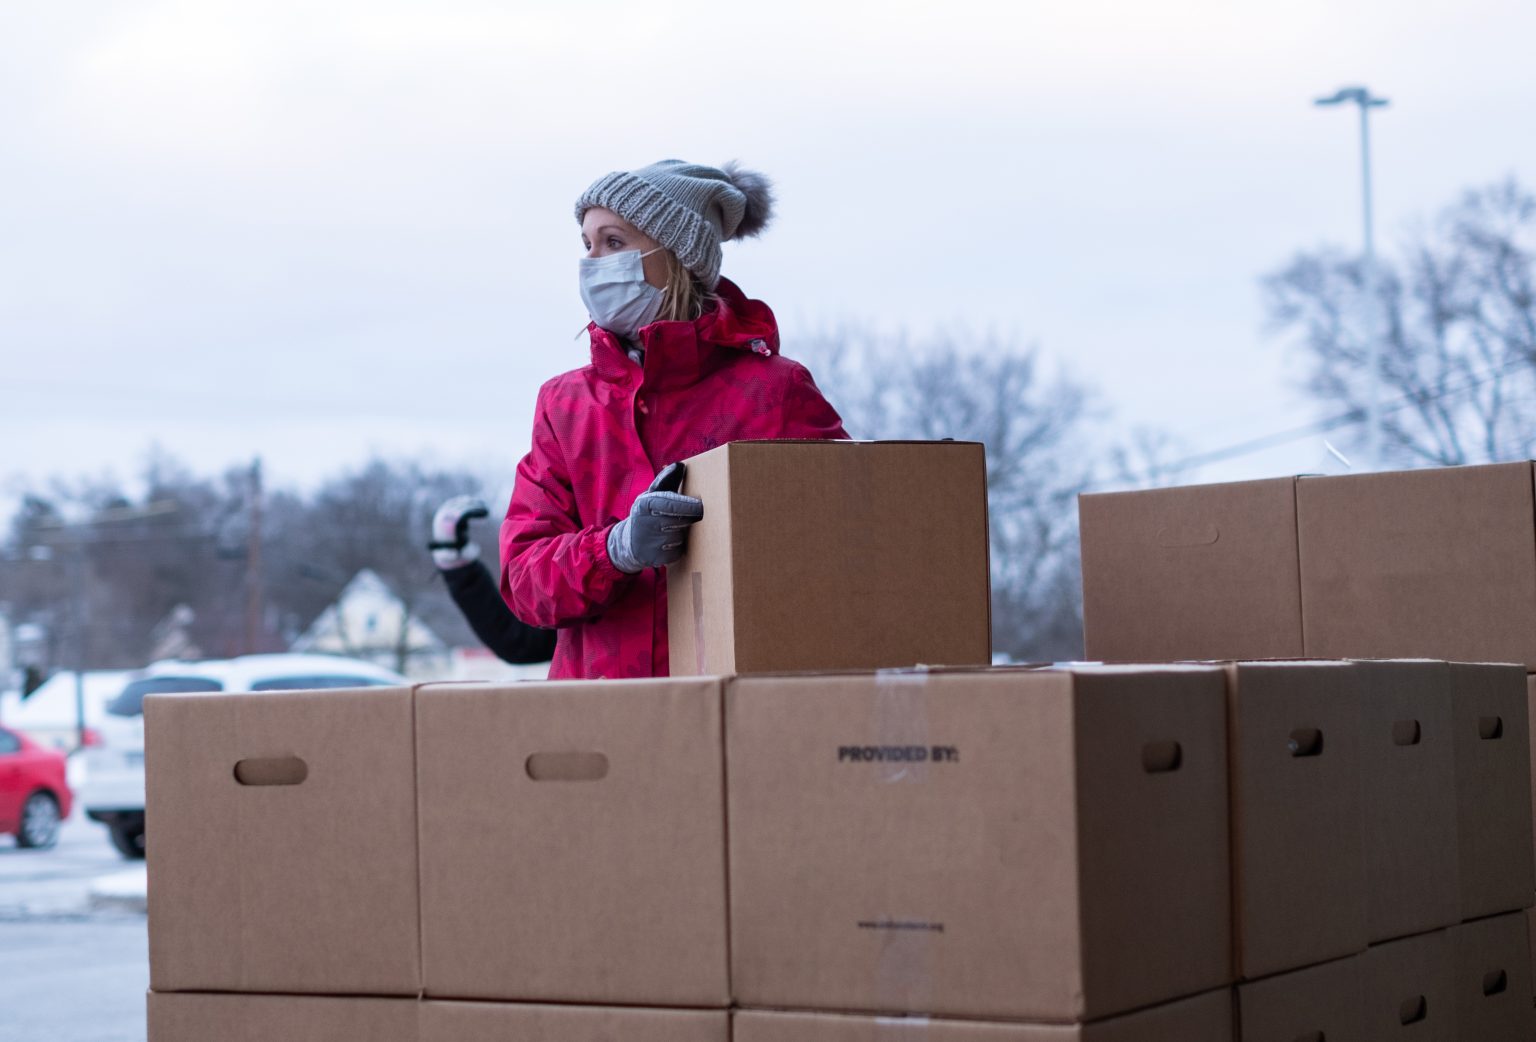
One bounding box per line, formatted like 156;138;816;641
1450;913;1535;1041
1078;477;1303;663
415;678;729;1006
727;666;1232;1021
1529;676;1536;893
1078;462;1536;670
1450;663;1535;921
1235;954;1365;1042
420;1002;728;1042
667;440;991;675
731;988;1234;1041
1297;462;1536;668
144;688;420;995
147;992;417;1042
1352;661;1460;944
1360;930;1456;1041
1224;661;1367;978
148;995;730;1042
1528;907;1536;1010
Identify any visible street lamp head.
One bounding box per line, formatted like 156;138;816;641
1315;85;1390;108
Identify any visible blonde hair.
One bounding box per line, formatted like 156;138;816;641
657;250;717;323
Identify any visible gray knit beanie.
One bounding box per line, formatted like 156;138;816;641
575;159;775;290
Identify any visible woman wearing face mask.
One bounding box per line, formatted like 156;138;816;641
500;159;848;679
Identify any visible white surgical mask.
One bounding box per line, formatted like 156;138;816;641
579;248;665;338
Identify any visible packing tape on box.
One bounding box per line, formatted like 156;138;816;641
874;668;934;785
870;667;939;1014
875;1015;933;1037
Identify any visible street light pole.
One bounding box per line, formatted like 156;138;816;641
1316;85;1390;468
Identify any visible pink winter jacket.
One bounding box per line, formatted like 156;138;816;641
500;279;848;679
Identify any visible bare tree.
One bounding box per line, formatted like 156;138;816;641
796;326;1094;662
0;471;226;670
260;457;485;673
1106;426;1197;490
1;453;491;674
1264;177;1536;466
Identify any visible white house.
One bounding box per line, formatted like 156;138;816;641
289;569;453;680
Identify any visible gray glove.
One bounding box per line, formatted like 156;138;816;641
606;463;703;574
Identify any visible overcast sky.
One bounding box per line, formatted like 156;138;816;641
4;0;1535;513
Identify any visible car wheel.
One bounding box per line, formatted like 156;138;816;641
109;819;146;860
15;791;62;849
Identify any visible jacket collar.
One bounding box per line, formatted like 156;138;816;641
587;278;780;389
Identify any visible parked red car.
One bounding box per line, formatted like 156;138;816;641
0;724;72;848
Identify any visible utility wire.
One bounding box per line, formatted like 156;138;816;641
1107;353;1535;488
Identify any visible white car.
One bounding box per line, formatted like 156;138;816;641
80;653;407;859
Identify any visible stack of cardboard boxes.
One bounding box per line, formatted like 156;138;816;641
147;666;1246;1041
1081;459;1536;1039
727;665;1238;1038
146;677;735;1041
1077;461;1536;668
143;446;1536;1040
1218;659;1534;1040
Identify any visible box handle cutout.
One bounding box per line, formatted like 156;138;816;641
233;757;307;786
1290;1032;1325;1042
1288;728;1324;757
1391;720;1422;747
1155;523;1219;548
1142;741;1182;773
1483;969;1508;996
1398;996;1427;1025
526;752;609;782
1479;716;1504;740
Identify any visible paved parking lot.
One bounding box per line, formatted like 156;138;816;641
0;811;149;1042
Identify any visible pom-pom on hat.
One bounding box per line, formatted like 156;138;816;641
575;159;774;290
